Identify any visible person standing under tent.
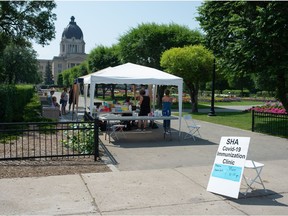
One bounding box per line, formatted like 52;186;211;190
162;89;173;134
141;85;149;96
137;89;151;131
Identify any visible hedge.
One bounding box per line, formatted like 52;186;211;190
0;85;34;122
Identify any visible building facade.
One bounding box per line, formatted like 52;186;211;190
38;16;87;84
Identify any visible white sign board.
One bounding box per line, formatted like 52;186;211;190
207;136;250;199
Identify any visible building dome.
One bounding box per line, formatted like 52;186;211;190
62;16;83;40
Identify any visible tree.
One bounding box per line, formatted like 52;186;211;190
161;45;214;112
60;61;89;87
227;73;254;96
0;1;56;51
58;73;64;87
197;1;288;111
87;45;121;99
1;44;40;84
88;45;121;72
118;23;203;105
118;23;203;70
0;1;56;85
44;61;53;85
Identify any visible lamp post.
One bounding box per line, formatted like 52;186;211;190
208;58;216;116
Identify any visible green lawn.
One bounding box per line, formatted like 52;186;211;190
184;111;252;131
173;100;257;131
178;101;261;131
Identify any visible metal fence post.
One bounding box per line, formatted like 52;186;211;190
94;117;99;161
251;107;255;132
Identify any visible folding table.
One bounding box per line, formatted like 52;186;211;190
99;115;178;143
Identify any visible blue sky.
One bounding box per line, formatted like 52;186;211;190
33;1;203;59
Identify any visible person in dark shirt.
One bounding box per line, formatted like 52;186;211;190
137;89;151;131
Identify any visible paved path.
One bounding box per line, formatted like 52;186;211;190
1;93;287;215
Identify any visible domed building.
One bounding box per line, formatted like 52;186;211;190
59;16;85;57
38;16;87;84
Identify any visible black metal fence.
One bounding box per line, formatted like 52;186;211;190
252;110;288;138
0;120;99;161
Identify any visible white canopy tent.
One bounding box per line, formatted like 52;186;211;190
81;62;183;132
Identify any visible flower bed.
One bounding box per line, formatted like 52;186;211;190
248;101;287;114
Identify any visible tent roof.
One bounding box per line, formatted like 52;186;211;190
81;67;112;84
83;63;182;86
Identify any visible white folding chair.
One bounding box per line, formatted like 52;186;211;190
242;160;266;195
183;114;201;141
109;124;126;140
103;114;126;142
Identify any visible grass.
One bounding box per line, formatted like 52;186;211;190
178;101;254;131
184;111;252;131
177;101;264;131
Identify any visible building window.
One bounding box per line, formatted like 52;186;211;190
62;45;65;52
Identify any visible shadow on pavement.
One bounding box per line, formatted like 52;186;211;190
233;189;288;207
101;128;217;148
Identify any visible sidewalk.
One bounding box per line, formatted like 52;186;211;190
1;160;287;215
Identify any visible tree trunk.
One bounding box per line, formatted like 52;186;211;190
187;83;198;113
102;84;106;100
111;84;115;99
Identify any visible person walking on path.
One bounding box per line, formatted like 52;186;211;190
60;87;68;115
162;89;173;134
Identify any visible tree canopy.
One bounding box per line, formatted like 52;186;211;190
0;1;56;85
0;1;56;49
88;45;121;72
197;1;288;111
1;45;40;84
118;23;203;69
60;61;89;87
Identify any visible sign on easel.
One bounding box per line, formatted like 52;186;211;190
207;136;250;199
